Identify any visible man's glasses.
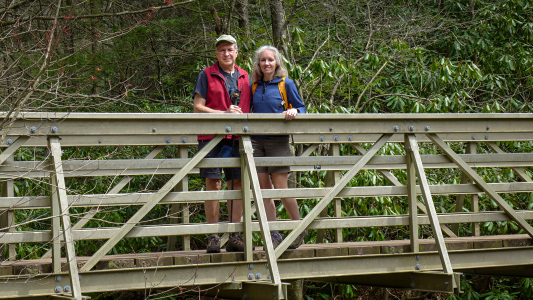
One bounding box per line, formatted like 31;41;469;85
217;49;236;54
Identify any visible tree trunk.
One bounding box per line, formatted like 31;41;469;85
237;0;250;38
269;0;287;55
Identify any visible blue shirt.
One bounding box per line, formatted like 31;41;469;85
251;77;307;114
252;77;306;139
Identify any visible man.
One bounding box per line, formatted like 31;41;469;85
193;35;251;253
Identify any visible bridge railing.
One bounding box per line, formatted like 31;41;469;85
1;112;533;298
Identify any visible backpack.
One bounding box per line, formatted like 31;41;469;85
251;77;292;110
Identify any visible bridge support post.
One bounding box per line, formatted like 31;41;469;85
0;136;29;261
328;144;342;243
168;145;190;251
1;155;16;261
241;138;254;261
406;135;453;275
48;137;82;300
452;142;477;236
316;143;342;243
240;136;283;294
405;135;419;253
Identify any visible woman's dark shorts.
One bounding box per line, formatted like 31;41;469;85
251;136;291;174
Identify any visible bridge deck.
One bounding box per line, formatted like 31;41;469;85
2;234;530;276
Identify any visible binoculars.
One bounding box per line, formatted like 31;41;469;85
229;88;241;106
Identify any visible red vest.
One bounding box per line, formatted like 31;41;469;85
198;62;251;141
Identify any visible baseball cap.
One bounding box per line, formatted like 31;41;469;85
215;35;237;47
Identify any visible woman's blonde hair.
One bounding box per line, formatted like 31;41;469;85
252;45;288;81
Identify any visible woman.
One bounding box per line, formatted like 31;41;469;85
251;45;307;249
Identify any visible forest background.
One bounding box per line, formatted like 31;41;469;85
1;0;533;299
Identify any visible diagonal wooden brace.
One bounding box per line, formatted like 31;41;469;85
240;136;282;290
49;137;83;299
80;135;224;272
427;133;533;238
0;136;29;165
407;134;453;274
274;134;393;258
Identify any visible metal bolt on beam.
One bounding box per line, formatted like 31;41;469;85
248;263;254;270
471;135;476;140
30;126;37;134
243;126;249;133
329;127;333;132
6;139;13;145
485;135;489;140
334;136;339;141
50;126;58;134
424;125;430;131
248;273;254;280
165;138;171;144
319;136;325;142
486;126;490;130
265;263;269;269
415;263;421;270
348;136;353;141
409;125;415;132
415;254;420;261
98;139;102;144
152;128;156;133
225;126;232;133
255;273;262;279
182;137;187;143
54;286;62;293
393;125;399;132
55;275;62;282
64;285;71;293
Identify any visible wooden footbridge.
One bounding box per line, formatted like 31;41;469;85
1;113;533;299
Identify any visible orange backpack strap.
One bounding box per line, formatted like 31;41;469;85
252;82;259;96
279;77;292;110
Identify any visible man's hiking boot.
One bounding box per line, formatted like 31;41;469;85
288;229;307;249
271;231;284;249
206;234;221;253
226;233;255;252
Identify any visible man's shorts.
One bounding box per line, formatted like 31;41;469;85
251;136;291;174
198;138;241;180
